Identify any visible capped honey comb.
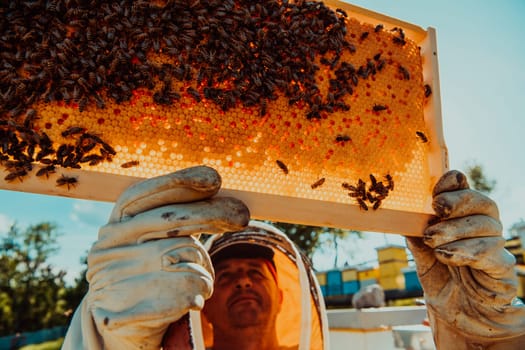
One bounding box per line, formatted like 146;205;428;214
0;0;447;235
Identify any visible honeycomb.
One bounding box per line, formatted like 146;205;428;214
0;1;446;233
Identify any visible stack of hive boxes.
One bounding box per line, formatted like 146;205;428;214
376;245;408;291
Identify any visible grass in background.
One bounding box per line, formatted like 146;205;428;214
19;337;63;350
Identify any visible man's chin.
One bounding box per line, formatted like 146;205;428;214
229;308;263;327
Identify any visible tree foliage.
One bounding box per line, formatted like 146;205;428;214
272;221;360;265
0;223;72;335
465;163;496;194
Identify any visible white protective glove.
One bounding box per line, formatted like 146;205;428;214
62;166;250;350
406;170;525;349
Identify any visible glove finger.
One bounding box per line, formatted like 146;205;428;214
434;236;516;277
432;170;469;197
109;166;222;223
97;197;250;248
432;189;499;220
423;215;502;248
163;246;213;276
91;269;213;330
88;236;212;287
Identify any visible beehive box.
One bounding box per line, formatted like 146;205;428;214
341;267;358;282
378;260;409;278
376;245;408;263
0;0;447;235
378;275;405;291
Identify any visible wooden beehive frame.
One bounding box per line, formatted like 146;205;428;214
0;1;447;236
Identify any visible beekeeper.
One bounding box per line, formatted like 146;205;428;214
61;166;525;349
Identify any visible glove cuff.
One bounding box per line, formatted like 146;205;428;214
427;300;525;348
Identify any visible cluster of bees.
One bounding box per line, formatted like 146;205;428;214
275;156;394;210
0;0;420;119
1;0;354;119
342;174;394;211
0;108;115;187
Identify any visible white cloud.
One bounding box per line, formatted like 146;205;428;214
0;213;15;232
70;200;112;228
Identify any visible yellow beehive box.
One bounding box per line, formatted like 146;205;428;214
379;260;409;278
357;266;378;281
0;0;447;236
316;272;328;287
341;267;358;282
376;245;408;263
379;275;406;291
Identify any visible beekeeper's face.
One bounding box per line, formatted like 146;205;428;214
203;258;283;330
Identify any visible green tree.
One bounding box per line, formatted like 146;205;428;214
272;221;360;265
0;222;70;335
63;255;89;318
465;162;496;194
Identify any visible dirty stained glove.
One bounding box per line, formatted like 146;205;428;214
62;166;250;350
406;170;525;349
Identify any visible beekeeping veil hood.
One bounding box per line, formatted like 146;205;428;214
188;220;330;350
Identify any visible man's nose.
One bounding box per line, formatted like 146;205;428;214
235;273;252;288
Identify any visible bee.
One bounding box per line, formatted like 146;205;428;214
61;126;86;137
357;65;370;79
342;182;356;191
372;199;382;210
399;65;410;80
335;134;351;142
369;174;377;188
56;144;75;165
275;160;289;175
4;169;28;182
360;32;369;41
100;140;116;156
357;198;369;211
392;27;406;45
416;131;428;143
56;175;78;190
310;177;325;189
187;87;201;102
424;84;432;97
23;109;38;129
335;8;348;17
356;179;367;197
121;160;140;168
36;165;56;178
374;24;384;32
376;59;386;71
393;36;406;45
80;154;104;166
372;104;387;112
385;174;394;191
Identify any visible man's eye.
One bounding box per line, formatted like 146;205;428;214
249;269;265;278
217;272;232;282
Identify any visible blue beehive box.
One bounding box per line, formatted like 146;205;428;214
402;266;422;291
326;270;343;296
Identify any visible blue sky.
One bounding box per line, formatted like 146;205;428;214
1;0;524;284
